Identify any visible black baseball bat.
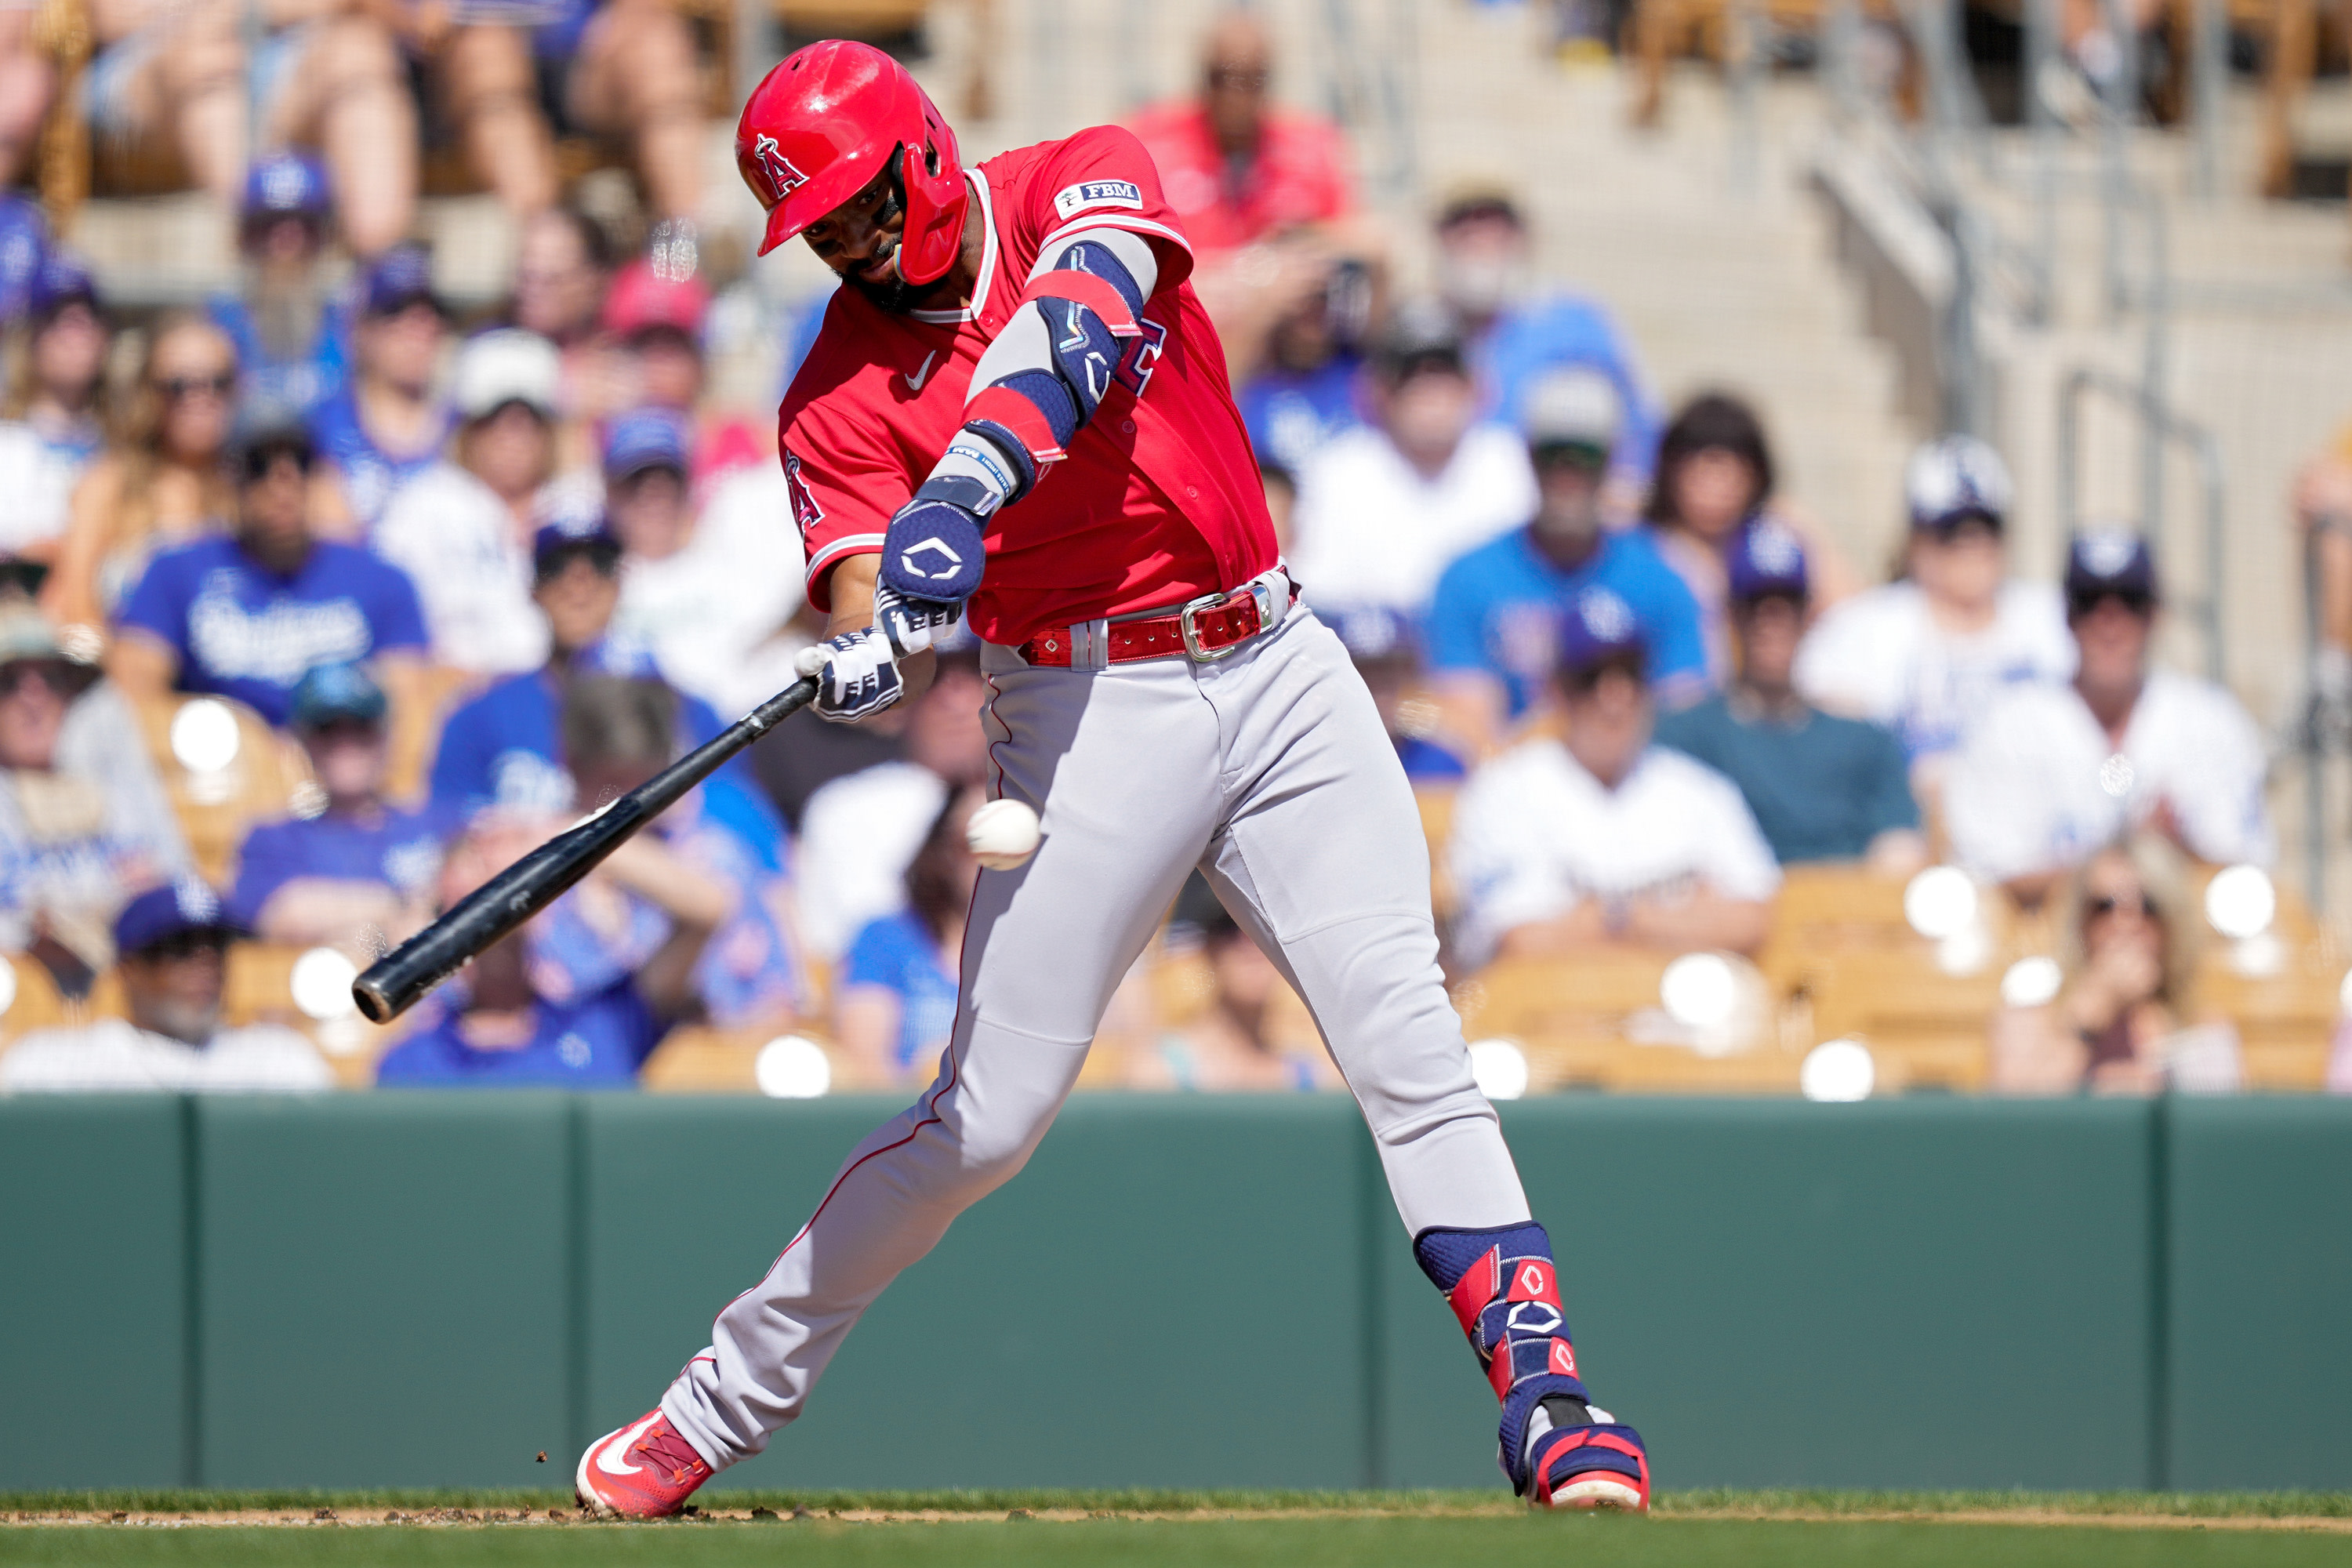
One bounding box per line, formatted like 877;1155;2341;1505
353;676;821;1024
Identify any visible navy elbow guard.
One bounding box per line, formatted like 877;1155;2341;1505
959;239;1147;503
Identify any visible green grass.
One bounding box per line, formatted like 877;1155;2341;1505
4;1516;2352;1568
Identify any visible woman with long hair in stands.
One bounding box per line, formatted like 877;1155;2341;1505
1989;834;2243;1094
0;253;111;566
41;312;241;636
1642;390;1857;683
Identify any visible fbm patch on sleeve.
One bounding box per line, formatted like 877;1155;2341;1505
1052;179;1145;220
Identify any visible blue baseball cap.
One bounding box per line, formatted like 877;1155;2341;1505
241;152;332;223
1323;602;1418;664
532;510;622;576
359;244;439;318
0;194;48;322
2064;528;2158;605
27;246;95;318
1558;585;1646;678
602;408;694;481
1726;519;1810;604
115;877;243;956
1905;434;2013;533
288;662;387;730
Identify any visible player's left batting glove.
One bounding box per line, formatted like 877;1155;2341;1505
880;470;996;611
794;626;905;724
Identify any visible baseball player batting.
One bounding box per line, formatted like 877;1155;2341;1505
575;40;1650;1515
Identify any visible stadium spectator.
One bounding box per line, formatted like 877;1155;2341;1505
44;312;239;634
1127;12;1369;370
1642;391;1858;679
209;154;350;419
522;673;798;1028
1288;302;1535;619
372;815;720;1087
0;19;54;194
0;251;111;564
108;425;430;731
1944;531;2273;902
375;328;600;674
226;663;446;949
308;246;450;535
81;0;415;256
425;0;707;229
1430;183;1658;493
1322;604;1467;784
1448;587;1780;968
797;652;989;963
509;208;614;446
593;260;763;485
1795;434;2073;787
1127;906;1340;1091
835;785;982;1086
1427;366;1706;756
1989;836;2242;1095
1653;521;1925;870
0;878;331;1093
602;408;802;713
1234;256;1371;474
0;604;191;971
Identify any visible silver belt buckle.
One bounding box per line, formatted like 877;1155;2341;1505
1179;588;1248;662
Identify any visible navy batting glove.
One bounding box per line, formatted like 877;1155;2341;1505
880;477;992;607
794;626;905;724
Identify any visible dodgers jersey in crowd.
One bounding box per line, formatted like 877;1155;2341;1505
1943;668;2274;883
1447;739;1781;968
780;126;1275;637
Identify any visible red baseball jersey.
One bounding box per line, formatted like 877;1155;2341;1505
778;125;1277;646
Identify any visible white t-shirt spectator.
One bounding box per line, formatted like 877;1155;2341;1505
1447;739;1782;968
1793;580;2074;763
372;463;601;676
0;1018;332;1092
612;466;805;713
0;421;90;555
1287;423;1537;616
794;760;947;963
1944;670;2274;883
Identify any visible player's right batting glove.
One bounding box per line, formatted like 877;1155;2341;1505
794;625;905;724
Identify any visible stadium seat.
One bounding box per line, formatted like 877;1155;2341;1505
0;953;71;1044
1802;948;2005;1092
2198;951;2343;1089
1454;953;1799;1092
130;692;312;885
1416;787;1458;918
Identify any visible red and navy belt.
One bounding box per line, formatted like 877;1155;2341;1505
1018;575;1294;668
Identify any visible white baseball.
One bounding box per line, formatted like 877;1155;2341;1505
966;798;1042;870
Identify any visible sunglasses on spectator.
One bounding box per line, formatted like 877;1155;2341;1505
158;372;237;402
241;445;314;482
0;557;49;597
2086;892;2160;921
1530;441;1610;474
2068;590;2154;619
0;661;69;699
535;541;623;584
1563;655;1646;693
131;930;230;964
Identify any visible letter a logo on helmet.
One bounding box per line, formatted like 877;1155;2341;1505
735;40;968;284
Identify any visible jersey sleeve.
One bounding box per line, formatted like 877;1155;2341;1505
1423;556;1492;674
2166;685;2275;867
779;396;910;612
365;554;431;654
1020;125;1196;292
114;550;191;659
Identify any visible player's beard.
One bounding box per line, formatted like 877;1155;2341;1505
843;237;916;315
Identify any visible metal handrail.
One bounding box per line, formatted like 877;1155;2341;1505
2053;364;2228;684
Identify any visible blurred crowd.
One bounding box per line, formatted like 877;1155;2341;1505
0;9;2342;1101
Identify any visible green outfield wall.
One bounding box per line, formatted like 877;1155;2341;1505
2;1094;2346;1493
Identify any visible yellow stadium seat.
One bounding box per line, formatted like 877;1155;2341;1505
2199;954;2343;1090
1802;948;2005;1092
130;693;312;886
0;953;71;1044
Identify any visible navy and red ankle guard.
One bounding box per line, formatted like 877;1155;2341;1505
1414;1221;1590;1493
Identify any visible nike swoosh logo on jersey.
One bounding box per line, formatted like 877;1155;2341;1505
905;350;938;392
595;1413;662;1478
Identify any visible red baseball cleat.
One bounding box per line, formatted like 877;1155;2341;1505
575;1410;714;1519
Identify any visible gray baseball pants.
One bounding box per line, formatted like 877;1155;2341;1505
662;601;1532;1468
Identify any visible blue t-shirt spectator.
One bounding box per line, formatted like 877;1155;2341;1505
209;292;350;419
1471;296;1660;483
842;908;959;1076
1428;524;1707;718
116;536;428;726
427;666;784;867
1396;734;1468;783
375;981;660;1087
308;385;447;531
227;803;452;929
1652;695;1919;865
1238;355;1365;474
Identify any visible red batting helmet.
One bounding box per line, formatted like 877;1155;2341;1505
735;41;967;283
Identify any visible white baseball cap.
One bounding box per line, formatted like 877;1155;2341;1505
1522;365;1622;452
454;328;561;421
